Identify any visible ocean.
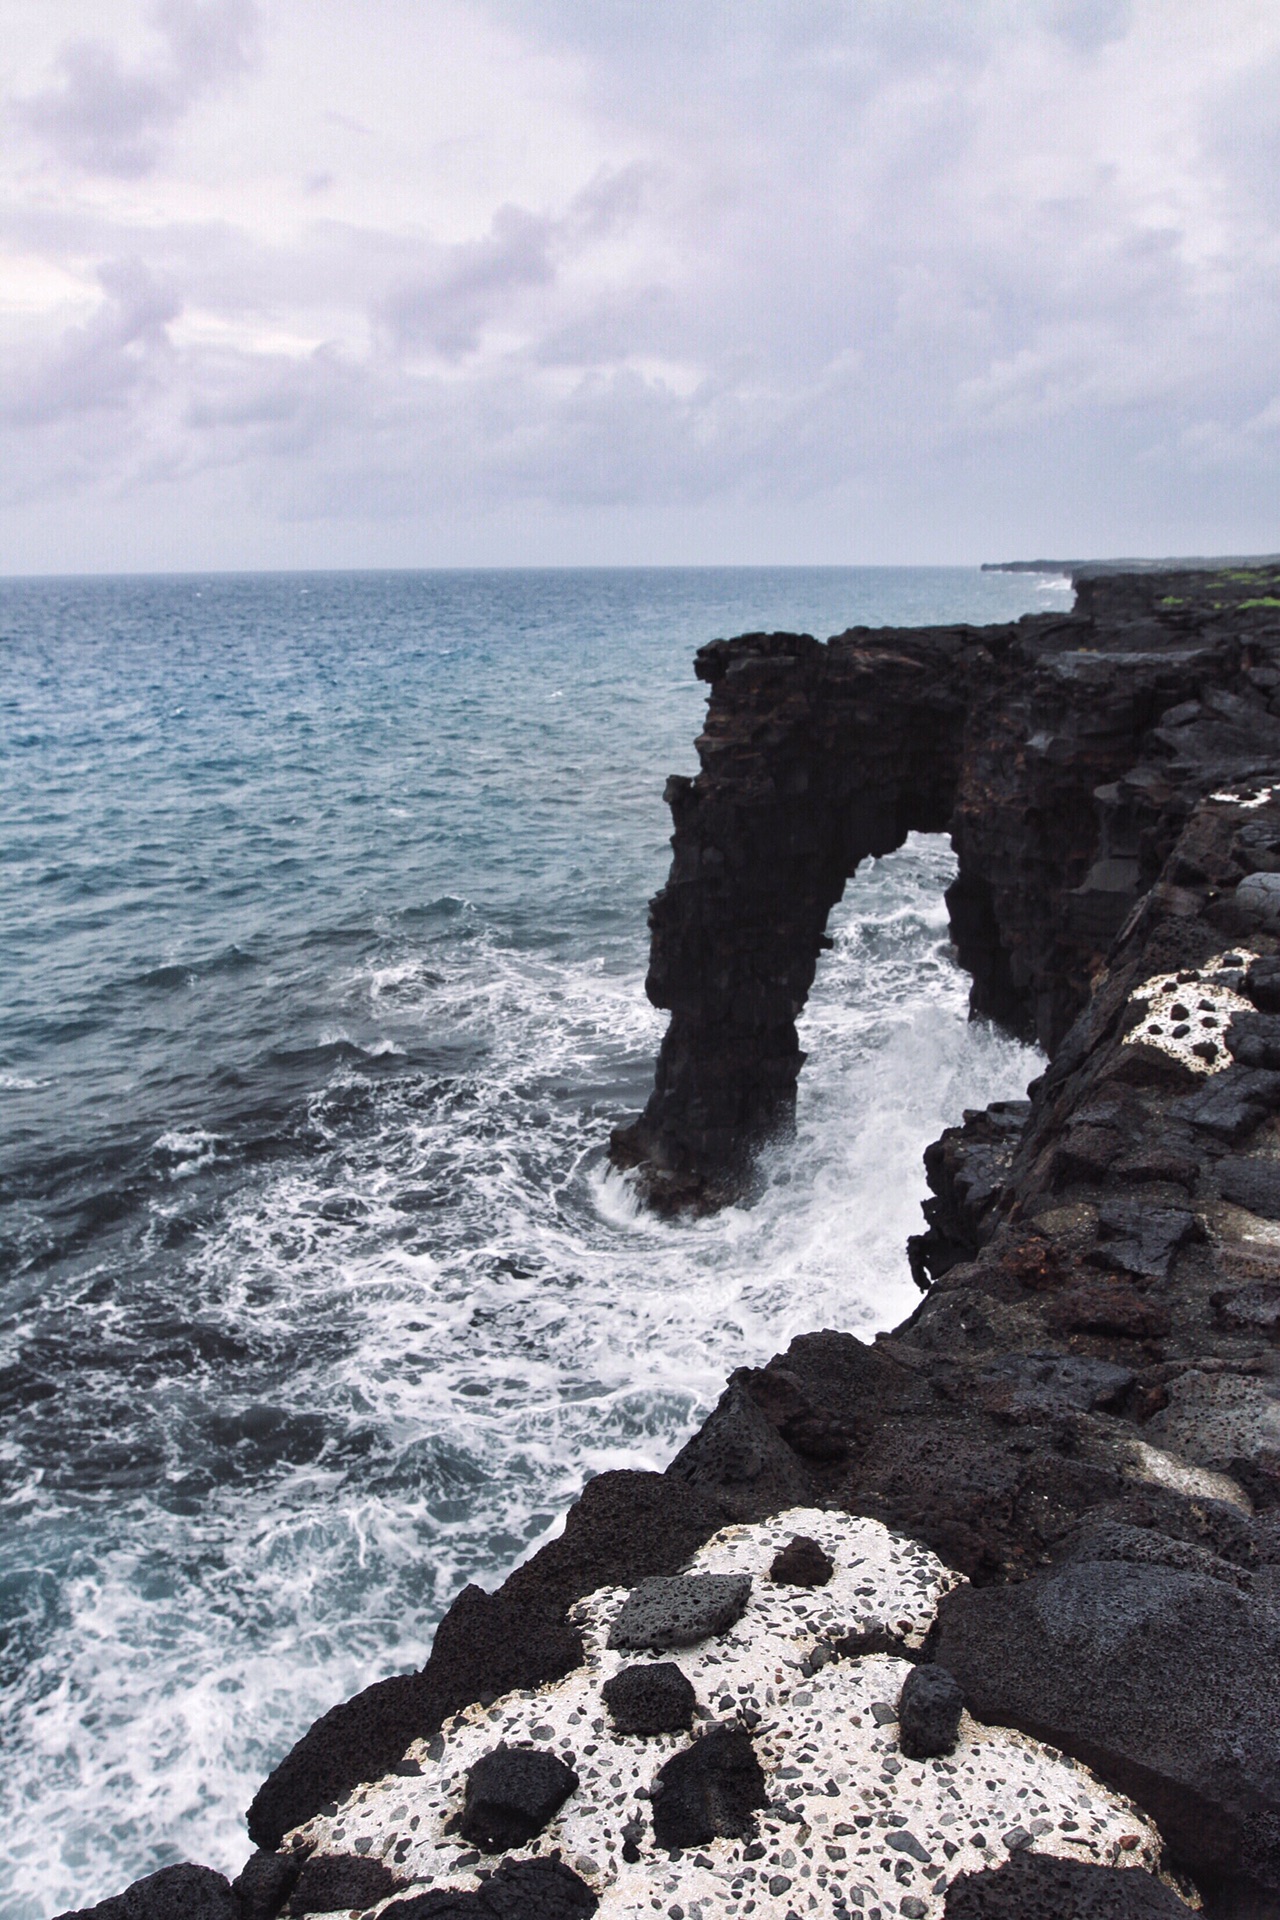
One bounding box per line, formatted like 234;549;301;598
0;567;1066;1917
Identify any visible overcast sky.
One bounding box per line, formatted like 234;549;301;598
2;0;1279;570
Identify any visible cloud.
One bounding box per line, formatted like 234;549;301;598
378;205;557;360
0;260;180;426
3;0;1280;564
16;0;259;176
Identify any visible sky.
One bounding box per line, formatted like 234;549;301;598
1;0;1279;571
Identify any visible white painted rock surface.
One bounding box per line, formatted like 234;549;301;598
285;1509;1181;1917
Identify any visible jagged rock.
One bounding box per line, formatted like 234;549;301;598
1053;1521;1253;1589
1094;1202;1199;1279
231;1849;300;1920
942;1853;1190;1917
1179;1067;1280;1143
834;1624;918;1661
1047;1282;1172;1341
768;1534;834;1585
457;1746;578;1852
969;1352;1134;1419
1146;1372;1280;1491
601;1662;696;1734
55;1866;237;1920
287;1853;404;1914
381;1892;482;1920
247;1469;727;1847
665;1383;814;1516
1245;956;1280;1011
650;1727;767;1848
1216;1155;1280;1218
478;1858;599;1920
1235;873;1280;931
934;1559;1280;1890
1213;1281;1280;1335
897;1663;964;1758
607;1573;752;1651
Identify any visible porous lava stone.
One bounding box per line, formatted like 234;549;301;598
650;1727;767;1849
602;1661;696;1734
898;1663;965;1759
768;1534;834;1585
457;1745;579;1852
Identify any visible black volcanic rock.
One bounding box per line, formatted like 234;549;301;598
768;1534;834;1585
612;569;1280;1206
383;1858;598;1920
287;1853;404;1914
457;1745;578;1852
650;1727;767;1849
607;1573;751;1651
231;1850;300;1920
942;1853;1191;1918
897;1663;964;1758
602;1661;696;1734
247;1468;727;1848
55;1865;237;1920
934;1561;1280;1893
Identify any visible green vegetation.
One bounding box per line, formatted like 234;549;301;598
1238;597;1280;609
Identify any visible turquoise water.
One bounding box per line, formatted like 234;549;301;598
0;568;1063;1915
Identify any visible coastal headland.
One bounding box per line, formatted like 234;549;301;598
62;567;1280;1920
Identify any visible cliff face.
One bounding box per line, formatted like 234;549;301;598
612;569;1280;1209
67;568;1280;1920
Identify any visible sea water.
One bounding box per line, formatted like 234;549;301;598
0;568;1067;1917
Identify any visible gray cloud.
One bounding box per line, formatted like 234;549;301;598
0;260;179;426
17;0;259;176
378;205;557;360
2;2;1280;565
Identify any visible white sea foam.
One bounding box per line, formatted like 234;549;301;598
1;837;1039;1918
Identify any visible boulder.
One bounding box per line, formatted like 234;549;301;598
650;1727;767;1850
608;1574;752;1651
231;1850;300;1920
942;1852;1190;1917
1216;1156;1280;1219
934;1559;1280;1890
897;1664;964;1758
457;1745;578;1852
602;1662;696;1735
383;1857;597;1920
287;1852;404;1914
768;1535;834;1585
55;1866;237;1920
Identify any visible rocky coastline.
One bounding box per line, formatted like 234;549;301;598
62;567;1280;1920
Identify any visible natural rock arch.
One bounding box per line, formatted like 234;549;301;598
611;576;1272;1209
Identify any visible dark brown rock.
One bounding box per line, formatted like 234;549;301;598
1047;1282;1172;1341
